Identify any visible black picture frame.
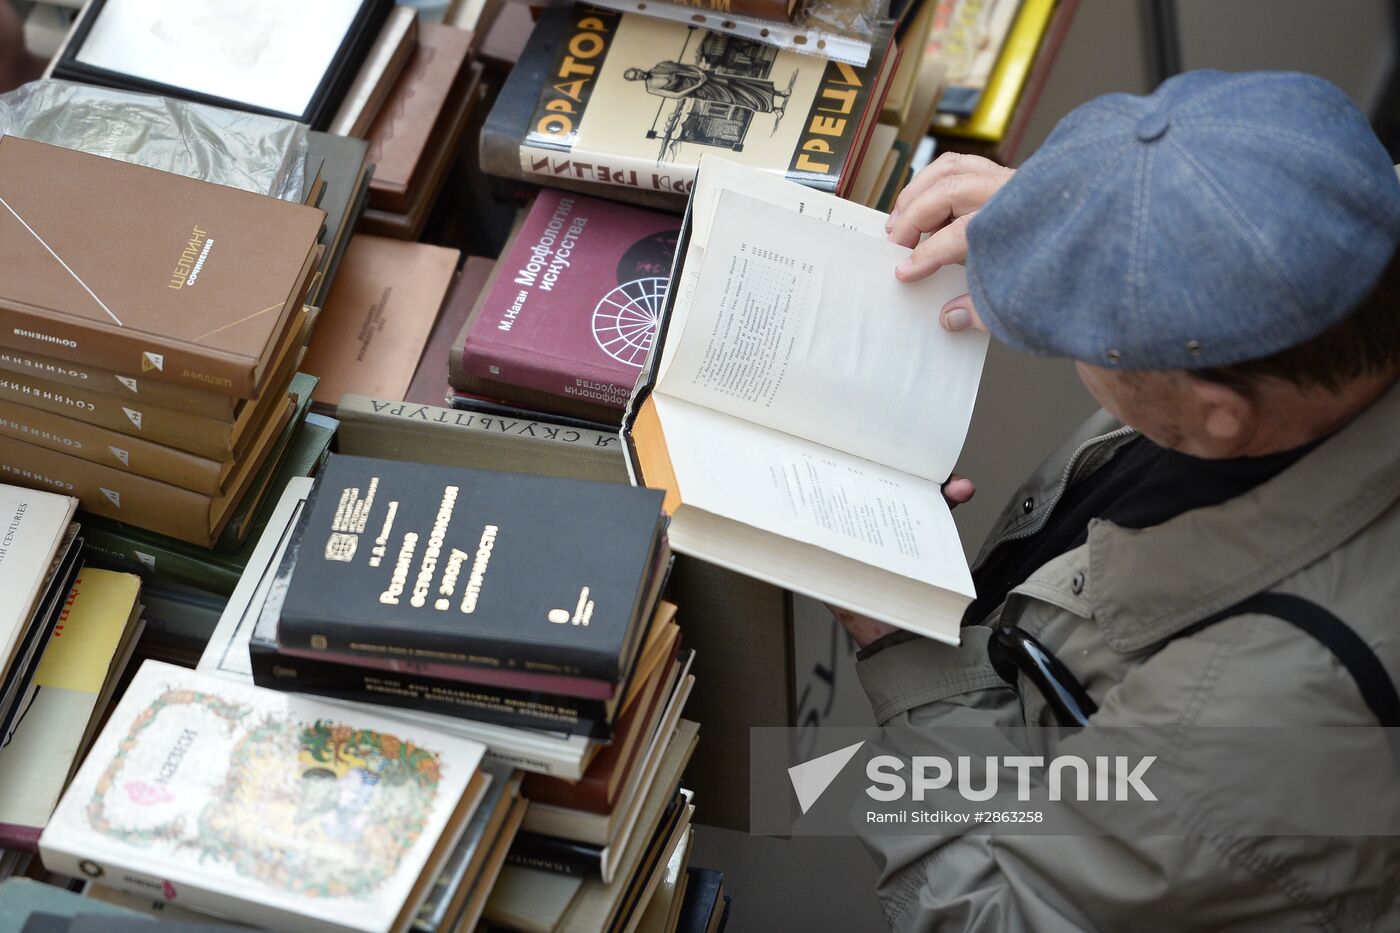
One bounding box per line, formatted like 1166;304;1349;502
51;0;393;131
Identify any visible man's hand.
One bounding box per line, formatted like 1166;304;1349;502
830;473;976;648
887;153;1010;335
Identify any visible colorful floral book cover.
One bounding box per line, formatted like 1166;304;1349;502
39;660;486;933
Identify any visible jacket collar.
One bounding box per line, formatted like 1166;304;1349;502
1087;377;1400;652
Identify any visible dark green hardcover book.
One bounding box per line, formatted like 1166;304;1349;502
80;376;331;595
275;454;666;683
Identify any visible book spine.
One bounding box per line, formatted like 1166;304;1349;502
0;301;260;397
455;338;633;416
0;345;239;417
0;397;225;494
276;642;617;700
275;611;623;683
35;842;327;933
250;640;612;739
79;525;243;597
0;370;237;460
516;144;697;199
505;833;603;879
0;435;214;547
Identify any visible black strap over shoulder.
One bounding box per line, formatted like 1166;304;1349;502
990;592;1400;728
1173;592;1400;728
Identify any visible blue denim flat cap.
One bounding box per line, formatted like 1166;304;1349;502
965;70;1400;369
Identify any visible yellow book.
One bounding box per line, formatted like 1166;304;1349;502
940;0;1056;143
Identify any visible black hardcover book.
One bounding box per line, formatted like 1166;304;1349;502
504;832;603;879
0;536;82;741
677;867;726;933
276;454;666;683
52;0;391;131
251;514;618;738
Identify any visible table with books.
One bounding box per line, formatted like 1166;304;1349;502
0;0;1076;929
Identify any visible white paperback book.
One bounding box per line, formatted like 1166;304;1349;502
40;660;488;933
628;155;989;644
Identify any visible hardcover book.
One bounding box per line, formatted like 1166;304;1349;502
330;6;421;139
305;132;375;308
0;137;324;398
336;395;628;486
0;396;294;547
39;660;488;933
481;5;896;205
274;454;667;684
625;155;988;644
0;345;238;421
303;236;460;409
196;478;600;781
448;191;680;425
366;24;475;214
406;257;495;407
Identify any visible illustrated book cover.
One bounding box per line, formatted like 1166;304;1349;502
39;660;488;933
483;5;896;204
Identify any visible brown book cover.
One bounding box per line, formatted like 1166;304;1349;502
365;23;474;213
330;6;422;139
405;256;496;406
0;396;232;495
0;309;311;461
0;345;240;420
303;236;460;408
0;396;294;547
360;62;485;239
0;137;324;398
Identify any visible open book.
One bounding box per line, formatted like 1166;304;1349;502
625;155;989;645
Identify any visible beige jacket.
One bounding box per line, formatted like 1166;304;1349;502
856;379;1400;932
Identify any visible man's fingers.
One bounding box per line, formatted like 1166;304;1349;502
888;172;1007;248
942;475;976;507
895;214;972;281
939;294;986;333
888;152;1010;229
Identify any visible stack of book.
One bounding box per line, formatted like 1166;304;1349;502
0;564;144;861
929;0;1081;163
361;22;487;239
448;190;682;428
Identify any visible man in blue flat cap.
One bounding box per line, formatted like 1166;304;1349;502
837;70;1400;929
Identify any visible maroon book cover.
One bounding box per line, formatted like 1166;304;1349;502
451;190;680;423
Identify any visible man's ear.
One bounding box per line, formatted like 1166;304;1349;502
1187;377;1256;447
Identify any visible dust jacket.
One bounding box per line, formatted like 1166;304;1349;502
275;455;666;683
449;190;680;424
484;4;894;201
39;660;486;933
0;137;323;398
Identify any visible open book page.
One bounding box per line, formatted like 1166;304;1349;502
657;155;888;384
652;393;974;597
657;188;988;482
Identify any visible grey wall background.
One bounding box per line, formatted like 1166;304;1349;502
694;2;1397;930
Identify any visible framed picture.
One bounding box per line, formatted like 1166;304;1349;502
53;0;392;129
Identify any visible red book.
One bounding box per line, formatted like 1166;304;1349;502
448;190;681;425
